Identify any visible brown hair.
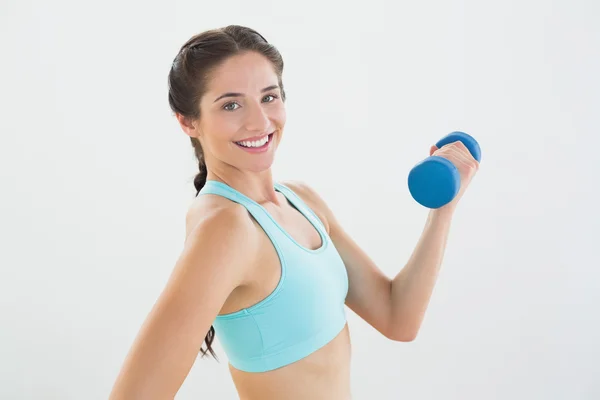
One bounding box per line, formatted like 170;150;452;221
167;25;286;359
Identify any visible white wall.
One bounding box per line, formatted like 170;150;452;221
1;0;599;399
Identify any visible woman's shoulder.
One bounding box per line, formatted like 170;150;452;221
184;192;256;246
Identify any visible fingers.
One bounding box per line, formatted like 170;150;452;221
446;148;473;171
435;141;479;169
433;142;479;173
453;141;479;168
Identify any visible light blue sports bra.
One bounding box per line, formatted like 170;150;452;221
198;180;349;373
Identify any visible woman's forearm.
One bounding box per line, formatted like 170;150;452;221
389;207;455;340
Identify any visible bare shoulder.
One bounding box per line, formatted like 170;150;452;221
186;192;246;236
184;193;258;261
279;180;337;233
109;194;259;398
182;193;262;291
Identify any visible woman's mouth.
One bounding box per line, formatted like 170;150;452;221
234;133;274;153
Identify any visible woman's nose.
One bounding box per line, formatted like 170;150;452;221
244;103;270;132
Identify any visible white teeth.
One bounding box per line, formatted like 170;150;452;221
237;135;269;148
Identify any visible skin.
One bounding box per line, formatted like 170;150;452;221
109;51;479;400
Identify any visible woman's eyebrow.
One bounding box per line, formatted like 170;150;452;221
213;85;280;103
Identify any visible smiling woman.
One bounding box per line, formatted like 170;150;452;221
108;24;479;400
168;29;287;183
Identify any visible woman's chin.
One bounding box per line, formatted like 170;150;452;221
247;158;276;173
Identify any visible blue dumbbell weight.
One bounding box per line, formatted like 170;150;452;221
408;131;481;209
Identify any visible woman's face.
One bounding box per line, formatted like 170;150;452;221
194;51;286;174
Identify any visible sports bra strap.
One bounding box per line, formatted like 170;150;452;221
274;183;328;234
198;180;276;230
198;180;328;240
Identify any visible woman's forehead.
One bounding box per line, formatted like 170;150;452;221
207;52;278;93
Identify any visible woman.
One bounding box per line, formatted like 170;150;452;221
109;25;479;400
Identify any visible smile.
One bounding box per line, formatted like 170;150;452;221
235;133;274;153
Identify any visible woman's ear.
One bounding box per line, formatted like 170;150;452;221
176;113;200;138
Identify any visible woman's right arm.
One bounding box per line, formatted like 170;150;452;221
109;205;255;400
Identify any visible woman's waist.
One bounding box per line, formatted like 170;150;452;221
230;324;351;399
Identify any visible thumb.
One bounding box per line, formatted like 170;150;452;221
429;145;439;156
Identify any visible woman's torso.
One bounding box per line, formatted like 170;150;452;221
193;181;352;399
229;324;352;400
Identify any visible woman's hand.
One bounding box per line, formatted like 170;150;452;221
429;140;480;212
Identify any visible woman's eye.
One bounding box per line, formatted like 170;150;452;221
224;95;277;111
223;102;240;111
263;94;278;103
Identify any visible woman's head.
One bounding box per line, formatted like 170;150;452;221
168;25;286;198
167;25;285;359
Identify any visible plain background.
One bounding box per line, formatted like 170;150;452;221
1;0;599;398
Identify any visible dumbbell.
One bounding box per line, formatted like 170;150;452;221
408;131;481;209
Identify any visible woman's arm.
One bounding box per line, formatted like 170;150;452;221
388;141;479;338
109;205;257;399
388;207;454;340
285;140;479;341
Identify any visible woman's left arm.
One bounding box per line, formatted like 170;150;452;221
387;207;454;341
287;140;479;342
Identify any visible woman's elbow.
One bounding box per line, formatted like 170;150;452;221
385;325;419;342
